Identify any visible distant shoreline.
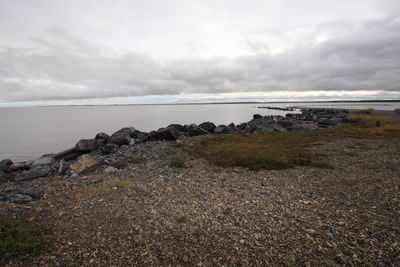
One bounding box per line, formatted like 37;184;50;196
0;99;399;108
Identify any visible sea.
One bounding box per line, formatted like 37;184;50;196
0;101;399;162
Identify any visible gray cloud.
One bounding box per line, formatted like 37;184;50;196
0;14;400;102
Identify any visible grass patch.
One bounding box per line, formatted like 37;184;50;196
169;157;187;168
75;175;138;200
111;159;128;169
394;108;400;114
189;113;400;171
355;108;375;114
0;216;42;262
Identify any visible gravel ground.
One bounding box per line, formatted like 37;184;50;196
1;136;400;266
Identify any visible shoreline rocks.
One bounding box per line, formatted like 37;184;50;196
0;108;350;188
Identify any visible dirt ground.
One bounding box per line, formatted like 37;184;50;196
1;131;399;266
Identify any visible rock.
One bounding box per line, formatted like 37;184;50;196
64;152;81;161
247;118;284;132
15;188;43;198
189;126;210;136
277;120;294;128
112;127;137;138
58;159;68;174
7;194;32;204
167;124;186;132
75;139;98;152
69;154;98;175
9;162;26;172
214;125;228;134
95;132;110;141
135;132;149;143
370;231;384;242
26;156;55;168
104;166;118;174
198;122;216;133
70;173;79;179
101;144;117;155
108;135;131;146
150;127;178;141
318;118;341;126
0;159;13;171
15;165;52;182
253;114;263;119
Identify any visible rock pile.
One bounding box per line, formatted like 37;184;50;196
0;108;349;195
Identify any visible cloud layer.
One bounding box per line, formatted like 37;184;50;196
0;0;399;104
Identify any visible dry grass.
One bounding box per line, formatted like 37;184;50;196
190;113;400;171
75;175;138;200
0;216;42;263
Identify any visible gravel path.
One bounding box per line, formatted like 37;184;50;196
1;137;399;266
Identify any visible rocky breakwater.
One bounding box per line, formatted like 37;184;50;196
0;108;349;204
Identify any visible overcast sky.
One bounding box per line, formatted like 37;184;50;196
0;0;399;106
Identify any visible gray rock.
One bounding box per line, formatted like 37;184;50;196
64;152;81;161
253;114;263;119
198;122;216;133
15;188;43;198
150;127;178;141
277;120;294;128
16;165;52;182
70;173;79;179
104;166;118;174
214;125;228;134
58;159;68;174
7;194;32;204
95;132;110;141
189;126;210;136
318;118;341;126
100;144;117;155
108;135;131;146
112;127;137;138
167;124;186;132
0;159;12;171
75;139;98;152
26;156;54;168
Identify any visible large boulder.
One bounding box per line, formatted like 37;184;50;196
112;127;137;138
69;154;98;175
108;135;131;146
149;127;178;141
277;120;294;128
188;124;210;136
15;165;52;182
199;122;216;133
0;159;12;171
100;144;118;155
108;127;136;146
214;125;229;134
95;132;110;141
167;124;186;132
26;156;54;168
75;139;98;152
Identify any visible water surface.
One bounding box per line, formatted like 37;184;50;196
0;102;399;162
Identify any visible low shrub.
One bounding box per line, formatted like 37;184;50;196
0;216;42;262
169;158;186;168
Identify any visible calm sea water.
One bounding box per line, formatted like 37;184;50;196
0;102;399;162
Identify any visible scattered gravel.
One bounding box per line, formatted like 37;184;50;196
1;137;399;266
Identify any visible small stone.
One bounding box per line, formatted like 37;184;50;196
7;194;32;204
239;239;245;244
